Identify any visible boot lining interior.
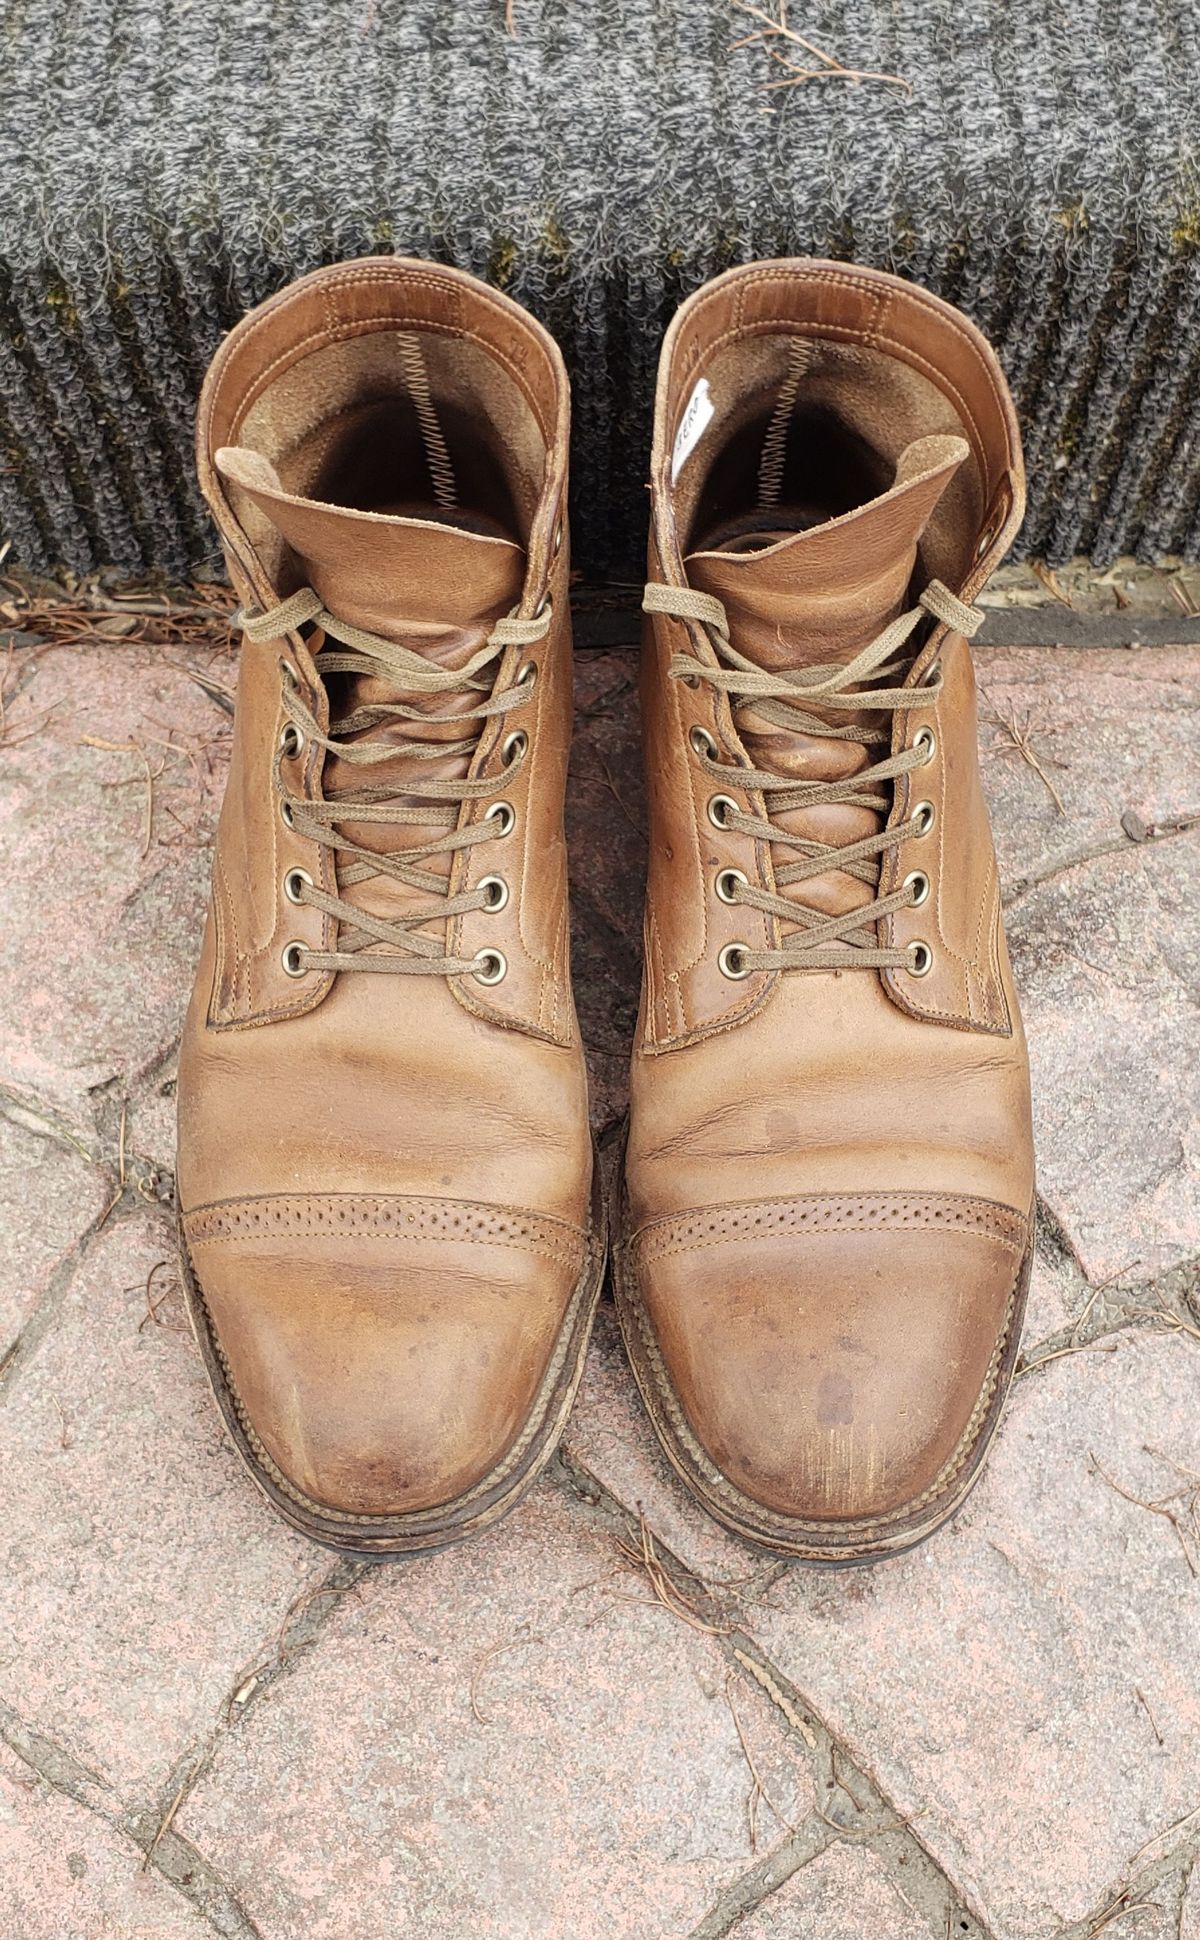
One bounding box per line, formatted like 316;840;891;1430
677;333;986;591
231;330;546;582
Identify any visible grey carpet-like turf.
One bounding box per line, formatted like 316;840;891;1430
2;0;1199;581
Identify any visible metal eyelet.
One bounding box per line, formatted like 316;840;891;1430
904;870;930;908
533;593;552;621
472;948;507;986
552;521;564;555
283;866;312;906
715;867;747;905
280;722;304;759
279;657;299;687
485;801;516;837
718;942;752;980
502;729;528;766
515;659;537;690
690;724;718;760
280;941;307;977
907;940;934;977
479;875;509;912
913;726;936;766
279;797;295;830
707;794;739;830
912;801;936;837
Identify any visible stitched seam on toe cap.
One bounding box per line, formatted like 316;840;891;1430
632;1192;1027;1268
184;1193;587;1265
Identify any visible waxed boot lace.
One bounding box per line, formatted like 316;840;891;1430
642;577;983;973
240;587;550;977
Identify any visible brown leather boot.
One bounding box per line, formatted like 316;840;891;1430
615;260;1035;1563
176;259;604;1554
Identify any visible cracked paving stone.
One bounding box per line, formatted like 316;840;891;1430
977;646;1200;1283
178;1485;815;1940
977;647;1200;888
0;1112;108;1348
0;1208;327;1799
0;640;229;1127
1007;831;1198;1283
577;1328;1200;1940
732;1841;931;1938
0;1742;212;1940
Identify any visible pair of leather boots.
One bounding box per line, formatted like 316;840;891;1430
176;256;1035;1565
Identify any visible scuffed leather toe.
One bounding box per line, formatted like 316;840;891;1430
184;1194;588;1519
630;1192;1029;1527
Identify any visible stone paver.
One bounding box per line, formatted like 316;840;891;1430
0;1742;211;1940
0;1112;108;1349
1;625;1197;1938
1010;831;1198;1282
979;648;1200;1282
0;1208;325;1800
733;1842;931;1939
577;1327;1200;1940
0;639;229;1128
756;1332;1200;1938
179;1486;814;1940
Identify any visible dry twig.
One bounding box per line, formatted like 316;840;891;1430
1088;1450;1199;1577
725;1671;796;1849
1030;561;1074;608
470;1629;541;1726
733;0;910;96
981;697;1068;813
0;574;239;655
142;1761;200;1869
137;1259;186;1334
1133;1686;1164;1748
98;1098;129;1228
1081;1897;1160;1939
613;1510;732;1635
1018;1340;1119;1379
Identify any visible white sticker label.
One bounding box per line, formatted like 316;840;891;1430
671;377;714;484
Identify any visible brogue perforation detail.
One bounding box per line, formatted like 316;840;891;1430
632;1191;1026;1268
185;1193;588;1265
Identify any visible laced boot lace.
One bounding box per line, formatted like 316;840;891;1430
240;587;551;979
642;577;983;975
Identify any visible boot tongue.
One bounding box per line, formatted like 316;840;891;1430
215;446;525;641
683;435;968;922
215;446;527;913
685;434;969;668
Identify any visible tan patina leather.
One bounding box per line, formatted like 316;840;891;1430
615;261;1035;1561
176;259;602;1553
